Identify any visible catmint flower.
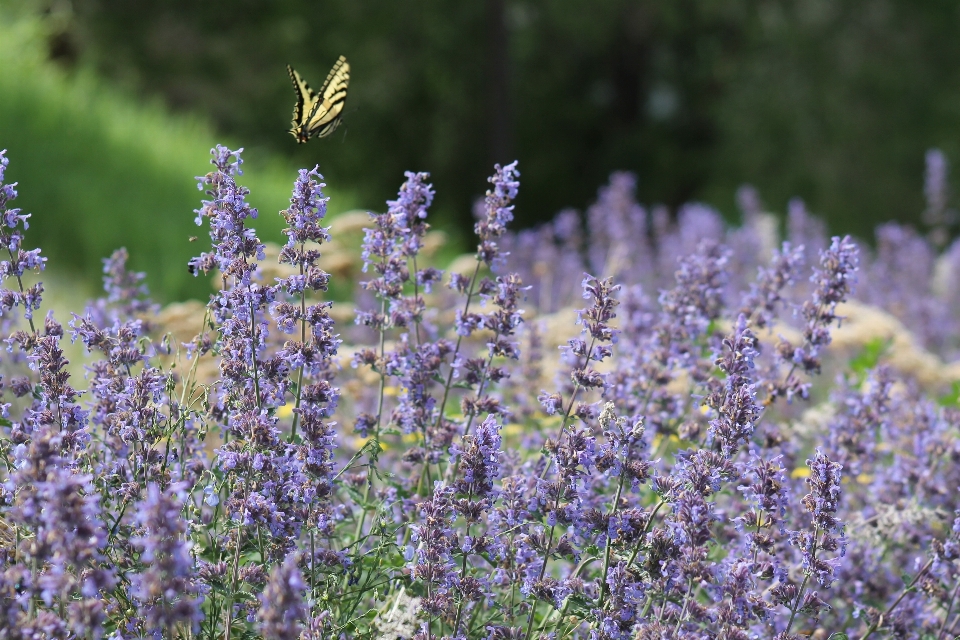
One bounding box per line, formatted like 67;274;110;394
704;315;761;457
475;161;519;268
736;184;763;218
273;166;339;391
827;366;894;476
189;145;263;281
258;555;307;640
739;242;805;329
356;171;436;331
658;239;730;345
19;324;90;454
130;484;202;634
456;272;527;426
923;148;952;245
787;197;827;269
797;450;846;587
6;426;113;638
451;415;503;499
93;248;157;325
594;403;649;492
273;166;341;460
777;450;846;635
546;274;619;409
389;170;435;264
587;172;651;283
385;335;452;437
354;171;440;440
409;483;458;618
593;561;645;639
773;236;859;402
192;146;283;408
735;452;790;571
0;149;46;326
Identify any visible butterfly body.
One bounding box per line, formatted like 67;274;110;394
287;56;350;143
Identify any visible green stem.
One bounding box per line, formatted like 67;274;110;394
539;556;598;636
674;578;694;636
4;237;37;334
451;487;475;637
596;445;631;611
783;575;810;636
938;578;960;640
354;294;389;545
860;558;933;640
247;285;262;411
625;499;666;571
288;241;308;443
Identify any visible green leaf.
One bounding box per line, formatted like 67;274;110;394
827;634;849;640
563;593;594;617
848;337;890;377
937;380;960;408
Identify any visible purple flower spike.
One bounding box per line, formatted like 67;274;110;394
705;315;761;457
130;484;202;635
0;149;46;326
475;161;520;268
258;555;307;640
774;235;859;402
924;148;948;219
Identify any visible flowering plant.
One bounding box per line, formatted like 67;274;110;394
0;143;959;640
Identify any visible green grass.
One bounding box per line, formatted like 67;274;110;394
0;12;357;301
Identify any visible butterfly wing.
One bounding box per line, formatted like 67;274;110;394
305;56;350;139
287;65;321;143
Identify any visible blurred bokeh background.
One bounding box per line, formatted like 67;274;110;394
2;0;960;301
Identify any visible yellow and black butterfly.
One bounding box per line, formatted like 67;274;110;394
287;56;350;144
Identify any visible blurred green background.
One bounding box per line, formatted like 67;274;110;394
2;0;960;301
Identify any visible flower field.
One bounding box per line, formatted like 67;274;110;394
0;144;959;640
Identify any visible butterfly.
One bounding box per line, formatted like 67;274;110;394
287;56;350;143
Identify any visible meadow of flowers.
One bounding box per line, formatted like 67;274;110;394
0;142;959;640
